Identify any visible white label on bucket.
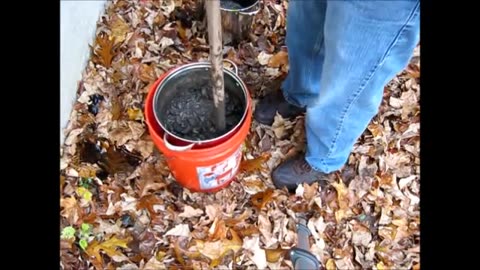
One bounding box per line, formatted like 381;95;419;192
197;146;243;191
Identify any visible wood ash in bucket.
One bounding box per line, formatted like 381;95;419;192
164;84;243;141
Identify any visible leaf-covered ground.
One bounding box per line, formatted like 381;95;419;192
60;1;420;269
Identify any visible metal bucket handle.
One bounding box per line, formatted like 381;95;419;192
223;59;238;75
238;0;261;16
162;59;238;152
164;132;196;152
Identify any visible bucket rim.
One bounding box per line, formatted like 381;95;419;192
219;0;259;12
152;62;251;147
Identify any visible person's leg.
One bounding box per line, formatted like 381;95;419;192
254;0;327;125
281;0;327;108
273;0;420;190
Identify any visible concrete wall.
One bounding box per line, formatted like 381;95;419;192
60;0;106;144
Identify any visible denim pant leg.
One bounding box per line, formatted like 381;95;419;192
284;0;420;173
281;0;327;108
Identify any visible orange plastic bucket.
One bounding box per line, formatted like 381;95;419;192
144;63;252;192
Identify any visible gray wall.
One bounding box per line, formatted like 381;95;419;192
60;0;106;144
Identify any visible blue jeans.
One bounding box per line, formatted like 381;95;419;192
282;0;420;173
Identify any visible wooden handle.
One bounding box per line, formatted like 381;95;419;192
206;0;226;131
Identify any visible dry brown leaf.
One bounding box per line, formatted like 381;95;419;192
209;217;228;241
136;194;163;218
108;121;145;146
242;235;267;269
331;180;350;222
78;165;98;179
60;196;80;224
197;229;243;262
258;51;273;65
205;204;222;221
137;163;167;197
127;107;144;121
143;256;166;269
165;224;191;237
376;261;388;270
139;64;158;83
85;235;132;270
251;188;275;209
268;51;288;68
135;139;154;159
326;258;336;270
272;113;287;139
111;94;122;120
92;34;119;68
258;213;276;248
110;14;130;44
303;182;319;202
242;176;267;194
240;153;270;173
367;123;383;138
179;205;204;218
236;225;260;238
406;63;420;79
265;248;286;263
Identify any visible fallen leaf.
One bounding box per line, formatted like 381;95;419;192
137;162;167;197
134;139;154;159
159;36;174;52
335;257;355;269
326;258;336;270
92;34;119;68
197;229;243;263
240;153;270;173
258;51;273;65
236;225;260;238
165;224;190;237
376;261;388;270
405;63;420;79
303;182;319;202
143;256;166;269
85;235;132;269
258;213;276;248
242;176;267;194
203;204;221;221
251;188;275;209
268;51;288;68
265;248;286;263
242;235;267;269
127;107;144;121
138;64;158;83
179;205;204;218
367;123;383;138
110;14;130;44
60;196;80;224
352;230;372;247
108;121;145;146
111;94;122;120
272;113;286;139
331;180;349;222
136;194;163;218
208;217;228;241
100;145;140;175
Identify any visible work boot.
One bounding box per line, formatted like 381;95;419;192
272;155;329;192
254;90;306;125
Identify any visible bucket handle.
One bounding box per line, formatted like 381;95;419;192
238;1;261;16
163;133;196;152
223;59;238;75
